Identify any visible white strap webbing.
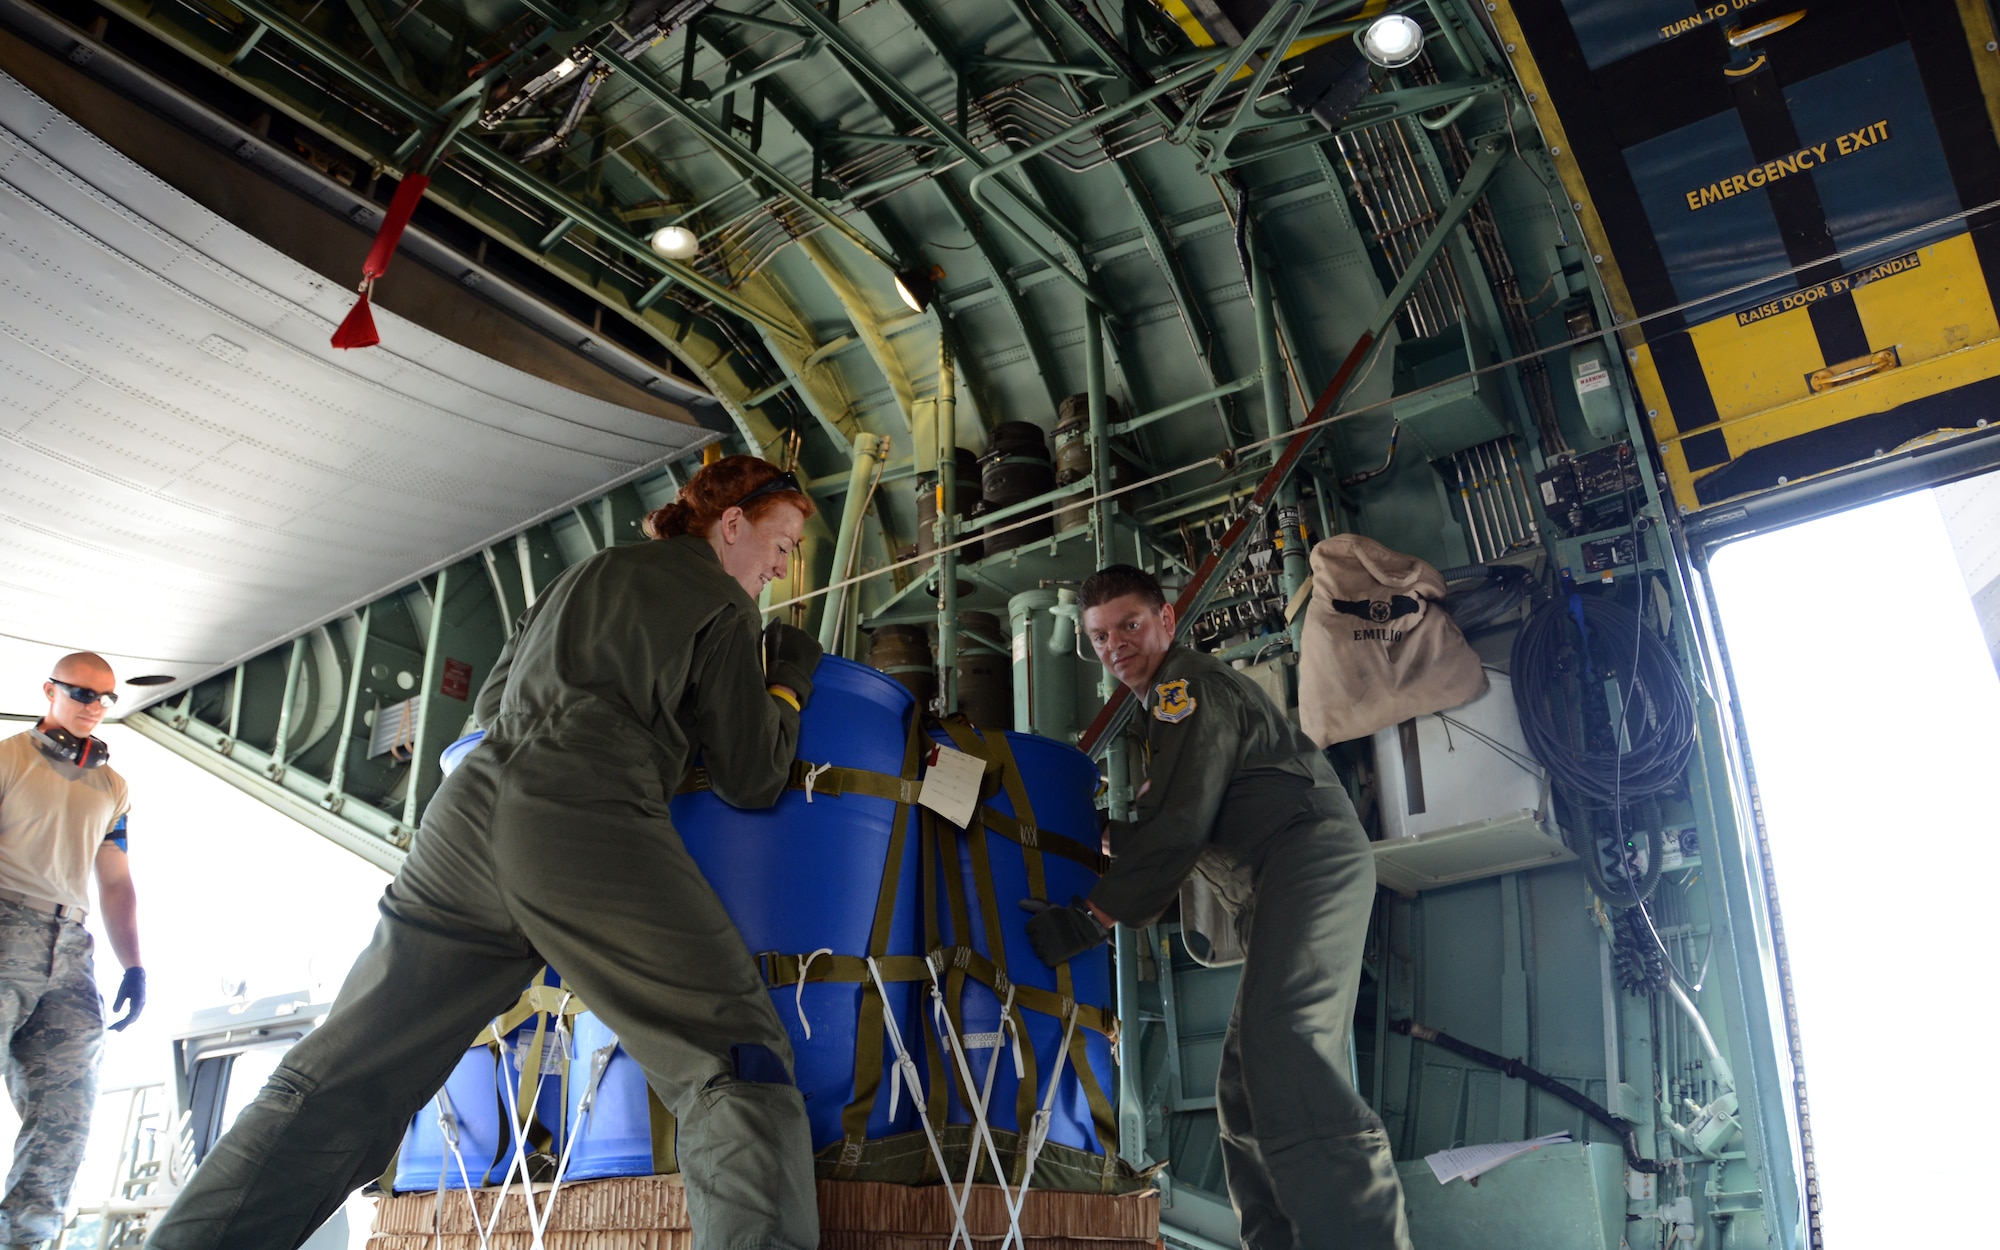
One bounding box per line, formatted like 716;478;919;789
866;956;961;1234
795;948;834;1041
926;973;1026;1250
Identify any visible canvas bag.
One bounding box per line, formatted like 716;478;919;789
1298;534;1488;746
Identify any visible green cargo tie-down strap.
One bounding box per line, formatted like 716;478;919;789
929;720;1122;1189
681;718;1122;1187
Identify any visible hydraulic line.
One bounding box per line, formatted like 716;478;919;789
1391;1018;1663;1173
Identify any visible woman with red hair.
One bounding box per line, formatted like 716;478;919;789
153;457;827;1250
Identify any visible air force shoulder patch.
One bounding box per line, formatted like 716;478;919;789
1153;679;1196;723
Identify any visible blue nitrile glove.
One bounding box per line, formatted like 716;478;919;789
109;966;146;1031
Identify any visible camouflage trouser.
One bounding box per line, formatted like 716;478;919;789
0;899;104;1248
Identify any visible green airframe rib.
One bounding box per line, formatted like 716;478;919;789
132;470;683;870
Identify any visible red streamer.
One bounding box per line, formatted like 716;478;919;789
330;172;431;351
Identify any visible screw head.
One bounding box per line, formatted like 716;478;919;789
1593;254;1603;263
1648;409;1658;418
1550;145;1561;155
1505;43;1516;53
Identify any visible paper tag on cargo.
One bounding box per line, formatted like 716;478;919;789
919;744;984;829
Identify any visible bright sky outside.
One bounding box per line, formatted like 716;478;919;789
1708;483;2000;1249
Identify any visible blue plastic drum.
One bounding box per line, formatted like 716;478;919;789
394;1018;568;1191
562;1011;662;1180
930;728;1116;1156
668;656;924;1154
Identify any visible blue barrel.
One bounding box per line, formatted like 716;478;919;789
562;1011;663;1180
439;730;484;777
393;1020;567;1191
666;655;924;1154
930;728;1116;1157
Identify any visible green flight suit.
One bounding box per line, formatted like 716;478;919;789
148;535;816;1250
1092;646;1410;1250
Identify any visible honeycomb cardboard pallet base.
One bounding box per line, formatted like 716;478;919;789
368;1175;1161;1250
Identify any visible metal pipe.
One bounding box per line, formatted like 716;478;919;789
820;431;884;652
705;8;812;36
1506;440;1542;543
771;0;1110;254
967;56;1117;80
328;606;371;797
227;663;244;741
1453;457;1486;562
1486;442;1526;547
1251;242;1310;628
936;341;959;716
1110;373;1262;437
1086;300;1114;576
271;636;305;770
963;478;1091;530
707;41;820;106
404;566;449;826
1668;979;1737;1090
1469;450;1506;552
596;48;900;272
964;55;1230;307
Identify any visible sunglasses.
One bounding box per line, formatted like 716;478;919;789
731;471;803;511
48;678;118;708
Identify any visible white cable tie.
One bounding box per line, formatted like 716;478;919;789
795;947;833;1040
802;761;834;802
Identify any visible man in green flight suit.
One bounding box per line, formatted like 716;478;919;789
1025;565;1410;1250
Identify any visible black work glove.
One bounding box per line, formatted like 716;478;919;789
1022;897;1109;967
109;966;146;1031
762;621;822;708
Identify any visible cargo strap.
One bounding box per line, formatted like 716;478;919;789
494;998;592;1250
471;977;580;1189
830;708;927;1179
756;945;1118;1042
679;758;920;805
926;975;1028;1250
976;807;1109;875
933;721;1122;1188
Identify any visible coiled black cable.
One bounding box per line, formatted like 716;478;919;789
1510;591;1697;806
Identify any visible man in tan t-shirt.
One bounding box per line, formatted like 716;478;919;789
0;652;144;1249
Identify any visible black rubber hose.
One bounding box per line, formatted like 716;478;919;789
1511;591;1696;805
1391;1018;1664;1174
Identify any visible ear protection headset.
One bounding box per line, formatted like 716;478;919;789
30;723;109;770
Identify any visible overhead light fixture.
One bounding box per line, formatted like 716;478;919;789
1358;14;1425;69
648;224;699;259
894;264;939;313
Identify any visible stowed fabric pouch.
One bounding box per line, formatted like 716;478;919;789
1298;535;1488;747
